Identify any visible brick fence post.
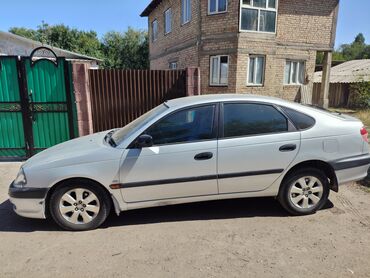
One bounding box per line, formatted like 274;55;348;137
186;67;201;96
71;62;94;136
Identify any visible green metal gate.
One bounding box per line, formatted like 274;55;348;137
0;47;75;160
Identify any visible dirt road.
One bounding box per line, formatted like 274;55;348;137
1;162;370;278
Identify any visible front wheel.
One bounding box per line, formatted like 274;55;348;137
278;168;330;215
49;181;111;231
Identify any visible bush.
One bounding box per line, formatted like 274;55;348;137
349;80;370;109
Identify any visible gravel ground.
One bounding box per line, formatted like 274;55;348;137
1;162;370;278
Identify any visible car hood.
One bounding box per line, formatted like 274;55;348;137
23;131;122;170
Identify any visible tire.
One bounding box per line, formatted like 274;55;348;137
278;168;330;216
49;180;111;231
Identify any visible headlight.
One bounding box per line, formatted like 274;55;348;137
13;167;27;188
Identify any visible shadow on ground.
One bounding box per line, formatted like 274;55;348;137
0;197;334;233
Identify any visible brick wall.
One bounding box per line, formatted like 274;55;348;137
145;0;338;99
277;0;339;49
149;0;200;65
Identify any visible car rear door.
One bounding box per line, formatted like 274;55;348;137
217;102;300;194
119;104;219;202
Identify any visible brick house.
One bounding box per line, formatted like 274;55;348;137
141;0;339;105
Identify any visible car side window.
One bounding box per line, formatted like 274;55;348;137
144;105;216;145
281;107;315;130
223;103;288;138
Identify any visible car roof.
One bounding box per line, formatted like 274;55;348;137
165;94;295;108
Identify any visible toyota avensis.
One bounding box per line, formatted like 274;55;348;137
9;94;370;231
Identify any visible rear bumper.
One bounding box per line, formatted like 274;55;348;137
8;182;48;219
330;154;370;185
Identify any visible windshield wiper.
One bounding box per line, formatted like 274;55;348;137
104;130;117;147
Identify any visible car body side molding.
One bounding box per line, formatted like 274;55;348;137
116;169;284;188
330;154;370;171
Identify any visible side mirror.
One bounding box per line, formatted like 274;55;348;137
136;134;153;148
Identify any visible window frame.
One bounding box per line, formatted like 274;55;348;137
279;106;316;131
181;0;192;25
247;55;265;86
151;19;158;42
208;0;228;15
164;8;172;35
209;55;229;86
239;0;278;34
219;101;297;140
284;60;306;85
137;103;220;147
169;61;178;69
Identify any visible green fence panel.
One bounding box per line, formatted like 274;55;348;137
0;57;26;158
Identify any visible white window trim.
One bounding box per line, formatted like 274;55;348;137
181;0;192;25
152;19;158;42
239;0;278;34
209;55;229;86
164;8;172;35
247;55;265;87
208;0;228;15
284;60;305;85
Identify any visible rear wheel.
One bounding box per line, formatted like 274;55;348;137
278;168;330;215
49;180;111;231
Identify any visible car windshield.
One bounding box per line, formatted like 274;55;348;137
110;104;168;145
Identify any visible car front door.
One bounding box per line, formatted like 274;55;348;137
119;104;219;203
217;102;300;194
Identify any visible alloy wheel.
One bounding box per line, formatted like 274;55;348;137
58;188;100;225
288;176;324;210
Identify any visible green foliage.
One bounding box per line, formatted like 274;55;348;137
317;33;370;64
10;22;103;59
9;22;149;69
348;80;370;109
101;28;149;69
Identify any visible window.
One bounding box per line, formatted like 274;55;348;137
209;0;227;14
164;8;172;34
248;56;265;85
169;61;178;69
240;0;277;33
210;55;229;86
112;104;168;145
152;20;158;42
144;105;216;145
284;61;305;85
282;107;315;130
181;0;192;24
223;103;288;138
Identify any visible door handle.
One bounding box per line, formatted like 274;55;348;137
194;152;213;160
279;144;297;152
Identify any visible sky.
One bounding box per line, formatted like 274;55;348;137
0;0;369;48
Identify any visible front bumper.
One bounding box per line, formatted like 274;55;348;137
8;182;48;219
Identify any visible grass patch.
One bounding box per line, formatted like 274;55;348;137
355;110;370;128
329;108;370;128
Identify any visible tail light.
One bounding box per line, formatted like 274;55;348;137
361;127;368;142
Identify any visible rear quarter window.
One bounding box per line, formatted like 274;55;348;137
282;107;315;130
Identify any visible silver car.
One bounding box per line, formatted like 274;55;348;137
9;94;370;231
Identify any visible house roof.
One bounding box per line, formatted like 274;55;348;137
141;0;162;17
0;31;102;61
314;59;370;83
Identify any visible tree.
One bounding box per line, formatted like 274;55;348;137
316;33;369;64
101;28;149;69
9;22;103;59
9;23;149;69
